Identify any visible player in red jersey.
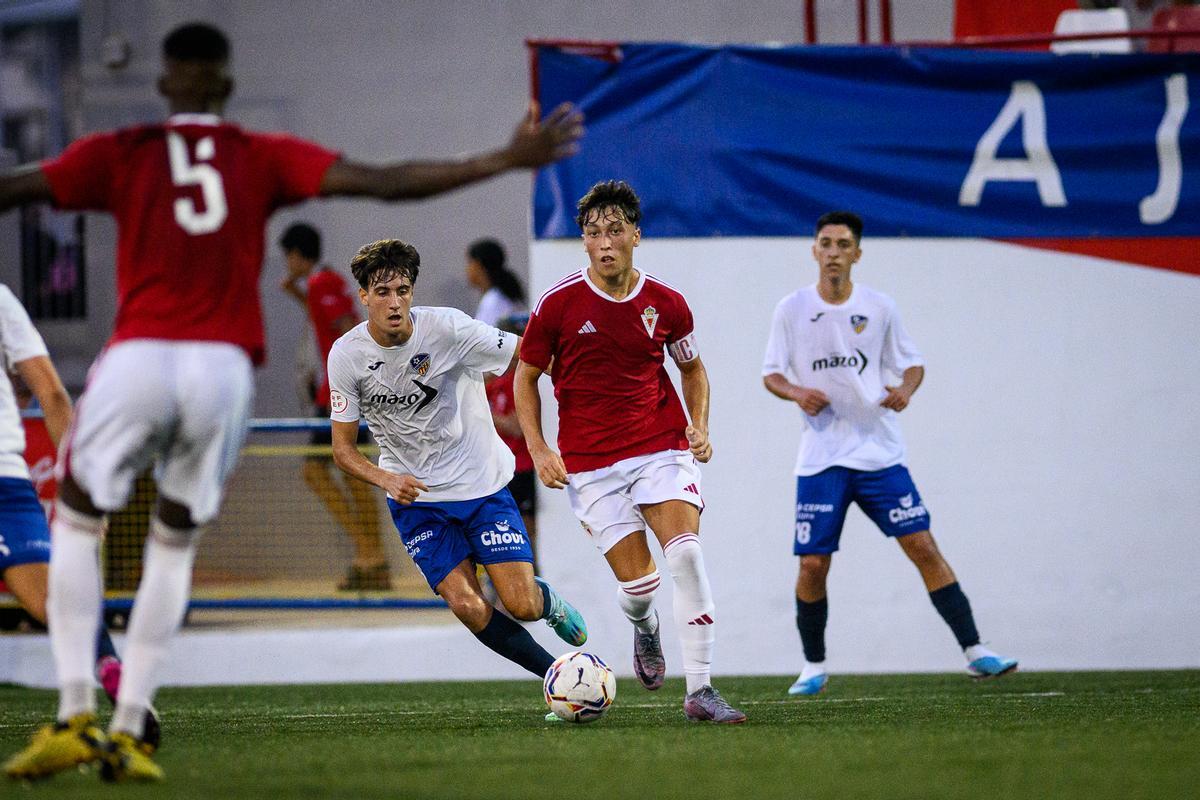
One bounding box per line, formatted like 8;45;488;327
279;223;390;591
514;181;745;724
0;23;583;782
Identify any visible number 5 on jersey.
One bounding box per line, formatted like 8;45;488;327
167;132;227;235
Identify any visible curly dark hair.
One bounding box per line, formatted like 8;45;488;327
575;180;642;230
350;239;421;290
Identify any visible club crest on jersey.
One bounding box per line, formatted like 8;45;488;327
850;314;869;334
409;353;431;376
641;305;659;337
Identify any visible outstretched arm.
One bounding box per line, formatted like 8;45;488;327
0;165;54;213
676;356;712;463
513;360;568;489
319;101;583;200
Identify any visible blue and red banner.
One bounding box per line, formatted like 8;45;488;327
532;42;1199;270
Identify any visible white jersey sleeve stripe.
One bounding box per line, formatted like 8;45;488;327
533;272;585;316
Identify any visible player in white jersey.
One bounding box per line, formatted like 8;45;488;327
326;239;587;685
762;211;1017;695
0;285;159;744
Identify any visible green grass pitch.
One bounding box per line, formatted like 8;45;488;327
2;670;1197;799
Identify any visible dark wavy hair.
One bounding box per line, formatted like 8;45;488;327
575;180;642;229
350;239;420;290
468;238;525;304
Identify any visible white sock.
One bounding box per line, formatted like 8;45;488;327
965;644;996;662
112;521;197;737
48;504;105;721
800;660;827;681
663;533;714;695
617;570;661;634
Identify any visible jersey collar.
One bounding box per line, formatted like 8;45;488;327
167;113;222;127
581;267;645;303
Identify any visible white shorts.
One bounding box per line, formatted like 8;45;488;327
566;449;703;554
63;340;254;524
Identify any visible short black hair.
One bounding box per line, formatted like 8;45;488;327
575;180;642;229
350;239;420;290
816;211;863;243
280;223;321;262
163;23;230;63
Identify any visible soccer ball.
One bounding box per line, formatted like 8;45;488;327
543;651;616;723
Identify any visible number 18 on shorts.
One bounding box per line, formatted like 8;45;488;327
793;465;930;555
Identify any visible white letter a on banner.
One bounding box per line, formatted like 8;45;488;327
959;81;1067;207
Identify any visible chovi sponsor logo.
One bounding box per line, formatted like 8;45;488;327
481;528;526;547
888;493;928;524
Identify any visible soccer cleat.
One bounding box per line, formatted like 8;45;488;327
787;671;829;696
544;711;563;723
632;613;666;691
967;654;1019;680
3;713;106;780
535;577;587;646
99;732;163;783
683;686;747;724
95;656;162;753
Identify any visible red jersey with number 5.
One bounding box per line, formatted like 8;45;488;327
520;269;698;473
40;115;340;364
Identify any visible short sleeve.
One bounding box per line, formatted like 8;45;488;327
880;301;924;375
260;133;341;207
0;286;49;370
761;299;793;378
40;132;119;211
450;309;517;376
665;292;699;363
519;301;558;371
326;343;361;422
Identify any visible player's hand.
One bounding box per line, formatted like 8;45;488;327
880;385;914;412
686;425;712;463
530;444;569;490
794;388;830;416
505;101;584;168
383;473;429;505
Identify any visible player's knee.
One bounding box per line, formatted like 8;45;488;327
799;554;831;581
500;587;542;621
900;532;939;564
443;590;490;628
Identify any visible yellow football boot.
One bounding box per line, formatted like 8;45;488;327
99;731;164;783
3;713;105;780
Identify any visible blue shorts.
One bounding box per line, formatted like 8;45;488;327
0;477;52;574
793;465;931;555
388;487;533;592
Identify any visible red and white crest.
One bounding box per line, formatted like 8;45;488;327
641;305;659;337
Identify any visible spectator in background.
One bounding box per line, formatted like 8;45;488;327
466;238;526;325
280;223;391;591
486;313;539;572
